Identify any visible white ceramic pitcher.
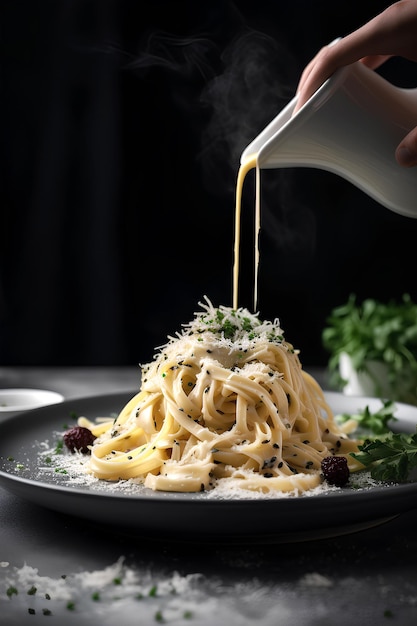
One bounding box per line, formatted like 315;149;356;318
241;59;417;218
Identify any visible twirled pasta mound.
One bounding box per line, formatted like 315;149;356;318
79;298;360;494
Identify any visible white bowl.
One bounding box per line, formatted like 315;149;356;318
338;352;417;405
0;388;64;413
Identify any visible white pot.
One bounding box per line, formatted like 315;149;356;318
339;352;392;397
338;352;417;406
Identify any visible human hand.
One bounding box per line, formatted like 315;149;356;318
294;0;417;167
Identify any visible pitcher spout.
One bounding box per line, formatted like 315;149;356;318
241;60;417;218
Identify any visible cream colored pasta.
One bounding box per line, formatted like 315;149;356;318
78;298;360;494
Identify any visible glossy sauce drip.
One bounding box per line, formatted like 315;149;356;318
232;153;260;311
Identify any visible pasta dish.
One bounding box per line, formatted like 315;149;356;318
78;297;361;494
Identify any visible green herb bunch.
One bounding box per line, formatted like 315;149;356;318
336;401;417;482
322;294;417;402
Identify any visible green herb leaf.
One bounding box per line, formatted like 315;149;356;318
337;400;398;435
7;586;18;598
54;439;64;454
351;432;417;481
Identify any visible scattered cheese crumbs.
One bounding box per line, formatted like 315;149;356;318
36;443;342;499
32;433;384;499
162;296;285;354
205;474;339;499
2;557;415;624
1;558;210;624
0;557;296;625
141;297;289;380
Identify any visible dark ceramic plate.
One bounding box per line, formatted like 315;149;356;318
1;391;416;543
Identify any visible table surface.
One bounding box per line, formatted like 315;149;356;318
1;366;417;626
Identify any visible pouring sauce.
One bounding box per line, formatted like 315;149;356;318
232;153;260;312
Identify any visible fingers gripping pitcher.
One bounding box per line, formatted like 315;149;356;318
241;56;417;218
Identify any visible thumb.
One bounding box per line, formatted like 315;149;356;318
396;127;417;167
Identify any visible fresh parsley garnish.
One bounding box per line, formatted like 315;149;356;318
337;400;398;435
352;432;417;482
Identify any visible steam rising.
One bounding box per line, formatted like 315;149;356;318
129;31;218;83
128;24;315;255
129;27;294;188
199;29;294;190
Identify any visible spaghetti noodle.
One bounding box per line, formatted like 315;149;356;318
78;298;360;494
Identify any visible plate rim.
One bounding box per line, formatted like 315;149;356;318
1;389;417;503
1;389;417;541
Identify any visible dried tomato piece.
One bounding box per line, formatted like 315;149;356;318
63;426;95;453
321;455;350;487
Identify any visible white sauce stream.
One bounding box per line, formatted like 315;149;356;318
233;153;261;312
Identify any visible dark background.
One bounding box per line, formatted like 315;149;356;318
2;0;416;367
